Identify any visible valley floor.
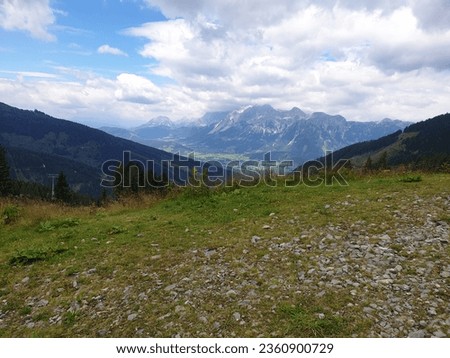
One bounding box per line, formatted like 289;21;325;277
0;173;449;337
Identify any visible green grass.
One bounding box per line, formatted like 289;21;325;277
2;205;20;224
8;247;68;266
37;218;80;232
0;172;449;337
279;304;350;337
399;175;422;183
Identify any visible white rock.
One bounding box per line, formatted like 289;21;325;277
251;236;261;244
164;284;177;292
408;330;425;338
232;312;241;321
127;313;138;321
432;330;446;338
36;299;49;308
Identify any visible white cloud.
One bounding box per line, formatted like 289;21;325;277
97;44;128;57
114;73;161;104
139;1;450;76
0;70;59;79
0;0;56;41
1;0;449;125
410;0;450;31
121;1;450;121
0;61;449;128
0;68;209;126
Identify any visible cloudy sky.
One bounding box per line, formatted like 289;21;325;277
0;0;449;126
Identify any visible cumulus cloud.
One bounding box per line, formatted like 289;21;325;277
144;0;415;29
135;3;450;76
0;61;449;127
0;0;56;41
122;0;450;120
97;44;128;57
410;0;450;31
0;68;209;126
1;0;449;124
145;0;304;30
115;73;161;104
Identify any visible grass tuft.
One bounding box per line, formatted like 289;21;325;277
399;175;422;183
9;247;68;266
279;304;346;337
37;218;80;232
2;205;20;225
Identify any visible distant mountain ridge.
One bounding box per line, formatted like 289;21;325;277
317;113;450;170
102;104;411;164
0;102;196;196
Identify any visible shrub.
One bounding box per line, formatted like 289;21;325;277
2;205;20;224
37;218;80;232
399;175;422;183
9;247;67;266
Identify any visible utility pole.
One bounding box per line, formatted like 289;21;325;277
48;174;58;200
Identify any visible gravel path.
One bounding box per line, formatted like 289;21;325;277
155;194;449;337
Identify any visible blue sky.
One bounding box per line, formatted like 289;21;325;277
1;0;450;126
0;1;164;82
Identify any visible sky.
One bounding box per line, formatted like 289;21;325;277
0;0;449;127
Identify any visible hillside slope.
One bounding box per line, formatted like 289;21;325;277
0;103;195;196
0;174;448;337
319;113;450;170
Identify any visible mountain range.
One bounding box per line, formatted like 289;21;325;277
317;113;450;171
0;102;196;197
101;104;411;164
2;102;447;198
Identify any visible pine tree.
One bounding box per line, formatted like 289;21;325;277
113;163;124;197
101;188;108;203
124;163;145;194
377;151;388;170
364;156;373;172
55;171;71;202
0;145;12;196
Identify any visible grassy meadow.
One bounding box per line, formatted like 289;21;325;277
0;172;449;337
